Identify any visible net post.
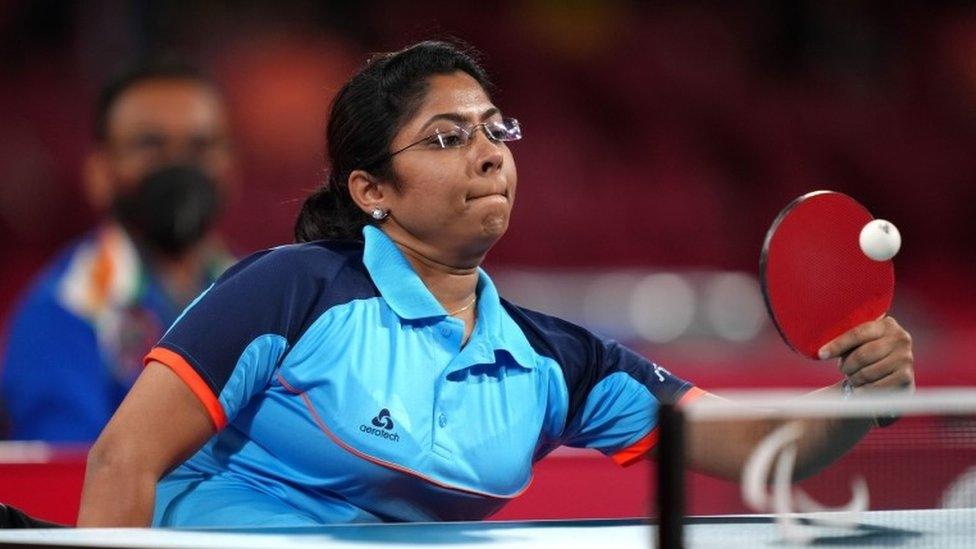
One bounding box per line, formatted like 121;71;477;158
656;401;685;549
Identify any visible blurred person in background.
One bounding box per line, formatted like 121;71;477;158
0;59;237;442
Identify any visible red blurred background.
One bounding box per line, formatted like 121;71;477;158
1;0;975;524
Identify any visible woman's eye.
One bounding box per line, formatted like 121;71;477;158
435;131;466;148
485;122;508;140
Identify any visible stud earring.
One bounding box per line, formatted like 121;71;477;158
371;208;388;220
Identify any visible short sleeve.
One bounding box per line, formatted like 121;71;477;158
500;302;705;468
559;340;705;467
145;245;332;430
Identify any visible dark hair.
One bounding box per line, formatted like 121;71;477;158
294;40;492;243
94;57;212;142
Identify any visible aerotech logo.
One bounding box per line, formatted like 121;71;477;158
360;408;400;442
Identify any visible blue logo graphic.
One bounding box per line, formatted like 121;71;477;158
371;408;394;430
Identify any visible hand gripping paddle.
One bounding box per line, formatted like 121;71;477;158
760;191;895;359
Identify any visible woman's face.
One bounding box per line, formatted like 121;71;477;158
381;71;517;263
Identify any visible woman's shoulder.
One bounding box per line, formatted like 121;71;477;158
220;240;369;286
228;240;363;274
499;299;607;359
500;299;596;336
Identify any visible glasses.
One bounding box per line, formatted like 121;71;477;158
388;117;522;158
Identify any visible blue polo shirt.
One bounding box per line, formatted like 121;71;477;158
148;226;702;526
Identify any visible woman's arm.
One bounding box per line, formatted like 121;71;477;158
76;361;215;526
685;386;873;481
685;316;914;481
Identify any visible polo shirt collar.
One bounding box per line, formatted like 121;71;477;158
363;225;445;320
362;225;537;370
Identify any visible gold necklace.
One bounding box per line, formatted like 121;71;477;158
447;295;477;316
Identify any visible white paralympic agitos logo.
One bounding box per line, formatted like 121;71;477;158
742;421;869;543
653;363;670;383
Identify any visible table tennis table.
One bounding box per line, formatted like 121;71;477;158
0;508;971;548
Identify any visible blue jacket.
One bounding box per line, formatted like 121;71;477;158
1;224;229;442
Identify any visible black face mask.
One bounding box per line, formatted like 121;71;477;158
111;165;221;257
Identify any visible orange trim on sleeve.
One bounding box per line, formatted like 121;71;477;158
678;386;707;407
611;428;659;467
610;386;708;467
144;347;228;431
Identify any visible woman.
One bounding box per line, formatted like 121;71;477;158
77;41;914;527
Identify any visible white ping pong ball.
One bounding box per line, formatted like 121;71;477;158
859;219;901;261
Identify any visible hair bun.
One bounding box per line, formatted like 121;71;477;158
293;185;367;242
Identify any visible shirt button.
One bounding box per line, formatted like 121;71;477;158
438;413;448;428
439;327;451;338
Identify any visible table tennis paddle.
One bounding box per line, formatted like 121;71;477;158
760;191;895;360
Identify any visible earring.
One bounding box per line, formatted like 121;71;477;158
371;207;388;220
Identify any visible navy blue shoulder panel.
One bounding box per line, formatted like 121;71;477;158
500;299;693;428
157;239;378;396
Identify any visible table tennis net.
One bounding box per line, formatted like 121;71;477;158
655;388;976;547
